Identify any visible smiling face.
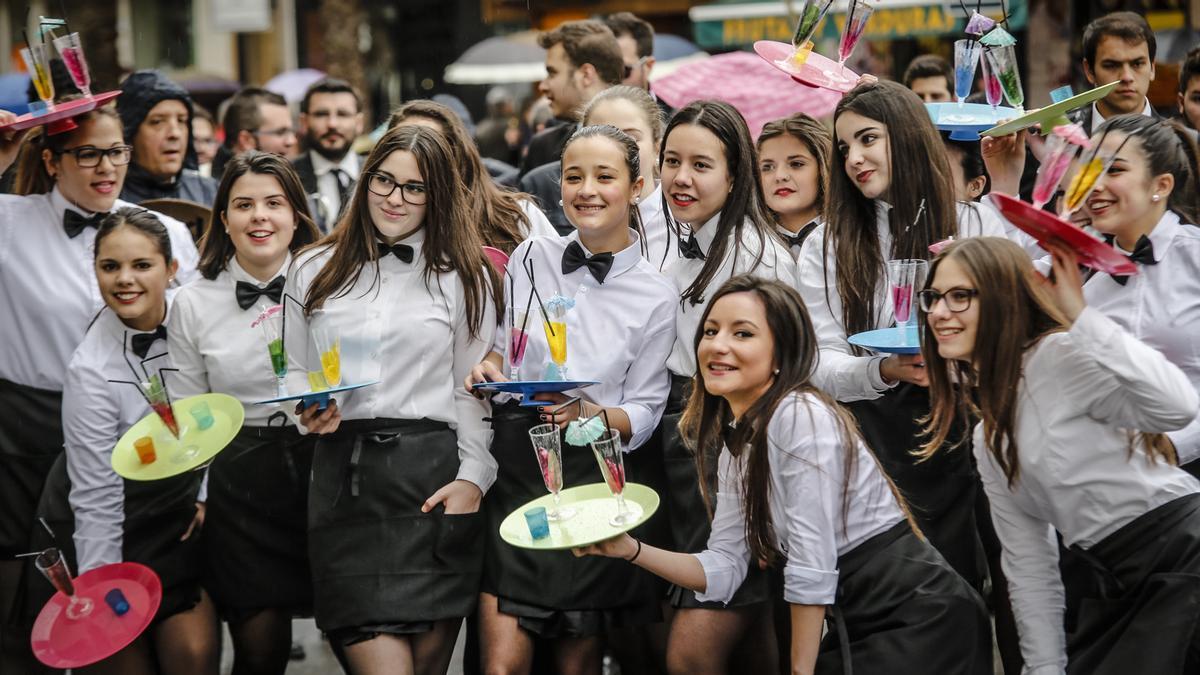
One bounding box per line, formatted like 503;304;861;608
1086;35;1154;117
48;114;128;213
759;134;820;224
584;98;658;197
1084;131;1172;239
926;257;979;363
698;291;776;411
301;92;363;162
222;172;297;275
132;99;189;181
539;44;585;120
95;225;176;331
835;110;891;201
660;123;731;227
367;150;427;240
561;135;642;238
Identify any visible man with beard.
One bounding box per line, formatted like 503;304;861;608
291;78;364;232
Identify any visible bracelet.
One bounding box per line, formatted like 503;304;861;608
627;538;642;564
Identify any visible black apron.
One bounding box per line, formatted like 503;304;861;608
817;522;992;675
482;401;659;638
660;374;771;608
25;453;204;623
308;418;483;634
846;382;986;592
1066;493;1200;674
203;423;315;620
0;378;64;556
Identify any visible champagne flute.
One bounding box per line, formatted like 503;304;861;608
1032;128;1084;210
833;0;874;82
52;32;92;98
21;44;55;114
36;548;94;620
543;303;568;381
528;423;576;521
508;308;529;381
590;428;641;527
886;259;929;336
984;44;1024;112
953;40;981;108
310;309;342;389
979;46;1003;112
788;0;836;66
254;305;288;397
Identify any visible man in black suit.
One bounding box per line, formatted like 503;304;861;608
291;78;364;232
519;20;623;178
1072;12;1161;134
603;12;674;120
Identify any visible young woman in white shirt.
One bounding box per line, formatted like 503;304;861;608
657;100;797;675
287;124;499;675
464;124;676;675
578;275;991;675
167;151;321;675
794;81;1005;594
31;208;218;674
0;106;197;668
757;113;830;259
922;236;1200;674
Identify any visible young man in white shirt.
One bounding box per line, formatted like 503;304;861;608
1076;11;1160;134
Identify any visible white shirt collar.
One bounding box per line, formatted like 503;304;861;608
1091;98;1154;127
1112;210;1181;264
227;251;292;285
310;150;359;178
567;228;644;281
50;185;96;217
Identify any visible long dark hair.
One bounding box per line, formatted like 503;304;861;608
560;125;646;250
918;237;1177;486
825;81;958;340
1093;115;1200;225
15;104;122;196
679;275;914;564
197;151;320;280
660;101;773;306
388;99;533;254
298;125;500;339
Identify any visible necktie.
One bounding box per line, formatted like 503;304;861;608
781;221;819;249
331;168;352;208
235;276;285;310
131;326;167;358
1109;235;1156;286
561;240;614;283
64;210;105;239
378;242;415;263
678;232;705;260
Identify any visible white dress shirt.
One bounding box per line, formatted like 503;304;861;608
283;228;498;492
518;198;559;239
311;150;360;223
976;307;1200;674
167;254;293;426
775;219;821;261
495;231;676;451
664;214;798;377
63;306;172;572
1084;212;1200;464
796;201;1006;402
695;392;905;605
0;187;198;391
1089;98;1155;131
967;198;1045;259
637;184;677;271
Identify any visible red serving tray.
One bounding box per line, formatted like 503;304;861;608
754;40;859;93
31;561;162;669
0;91;121;135
989;193;1138;276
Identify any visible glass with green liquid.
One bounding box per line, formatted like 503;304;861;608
254;305;289;397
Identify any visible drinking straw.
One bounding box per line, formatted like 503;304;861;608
524;258;556;337
156;367;181;415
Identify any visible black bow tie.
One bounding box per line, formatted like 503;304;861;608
561;240;614;283
781;221;818;249
131;326;167;359
378;242;414;263
1109;235;1157;286
678;232;705;260
64;210;106;238
235;276;285;310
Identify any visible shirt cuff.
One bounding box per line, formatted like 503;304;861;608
867;355;896;392
782;563;839;605
694;550;740;604
456;457;497;495
1022;663;1066;675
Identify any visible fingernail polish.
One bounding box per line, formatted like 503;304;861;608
538;407;545;413
540;415;547;421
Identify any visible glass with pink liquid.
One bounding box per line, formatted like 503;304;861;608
832;0;874;80
979;46;1003;110
508;309;529;381
590;428;641;527
528;423;576;521
52;32;91;98
887;259;928;334
1033;127;1085;209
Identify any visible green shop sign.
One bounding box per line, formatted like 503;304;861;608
690;0;1027;48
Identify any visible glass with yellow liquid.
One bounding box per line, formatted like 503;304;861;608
1061;150;1115;218
21;44;54;114
310;309;343;389
543;303;569;381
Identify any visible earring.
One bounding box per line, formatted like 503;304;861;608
1152;194;1161;202
558;199;564;207
773;368;780;375
634;197;640;204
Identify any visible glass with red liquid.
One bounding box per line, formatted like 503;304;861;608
508;309;530;381
886;259;928;334
590;428;641;527
528;423;576;521
52;32;91;98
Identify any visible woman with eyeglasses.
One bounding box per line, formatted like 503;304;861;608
284;124;499;675
0;105;198;668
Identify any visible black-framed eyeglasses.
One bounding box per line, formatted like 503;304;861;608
57;145;132;168
917;287;979;313
365;172;428;205
623;56;650;80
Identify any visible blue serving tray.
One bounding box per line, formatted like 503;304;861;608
925;102;1021;141
253;380;380;411
847;327;922;355
471;380;599;406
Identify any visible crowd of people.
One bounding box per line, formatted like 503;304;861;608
0;7;1198;675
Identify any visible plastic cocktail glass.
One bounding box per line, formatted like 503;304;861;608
256;306;288;397
953;39;981;105
144;375;180;438
543;303;568;380
837;0;874;67
984;45;1023;110
789;0;835;66
590;428;641;527
21;44;55;114
1033;133;1082;209
980;46;1003;110
310;309;342;388
52;32;91;97
36;548;93;620
528;423;576;521
886;259;929;332
508;309;529;381
1061;150;1115;217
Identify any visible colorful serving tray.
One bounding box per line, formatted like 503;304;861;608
253;380;380;411
499;482;660;551
989;193;1137;276
848;326;922;355
31;562;162;669
0;91;121;134
471;380;599;407
111;393;243;481
980;82;1119;137
926;101;1022;141
754;40;859;93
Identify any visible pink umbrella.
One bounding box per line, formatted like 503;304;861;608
652;51;841;138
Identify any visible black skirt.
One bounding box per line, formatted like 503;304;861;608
0;378;64;556
25;453;205;624
1066;493;1200;674
846;382;986;592
660;374;771;609
202;423;315;620
817;522;992;675
308;418;483;634
482;401;660;638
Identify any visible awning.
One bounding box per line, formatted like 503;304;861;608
689;0;1027;49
